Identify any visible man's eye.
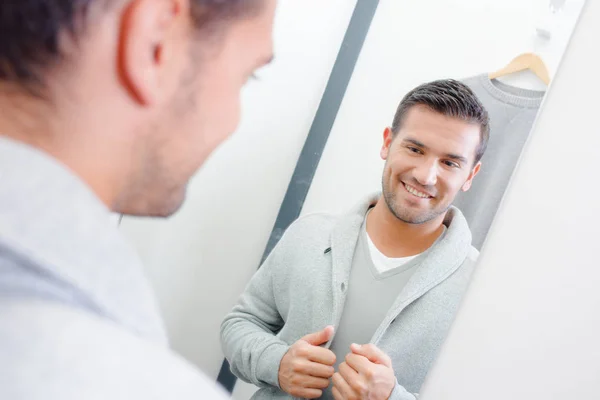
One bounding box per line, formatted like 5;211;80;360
444;160;460;168
408;147;422;154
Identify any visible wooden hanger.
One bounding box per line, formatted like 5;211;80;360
489;52;551;85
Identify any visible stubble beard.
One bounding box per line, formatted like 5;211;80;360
381;173;449;225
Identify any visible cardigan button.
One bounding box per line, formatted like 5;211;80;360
341;282;346;292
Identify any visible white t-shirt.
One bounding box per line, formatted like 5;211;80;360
365;211;447;274
366;234;419;274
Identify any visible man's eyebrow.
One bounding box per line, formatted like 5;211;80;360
402;138;468;163
403;138;427;148
446;153;469;164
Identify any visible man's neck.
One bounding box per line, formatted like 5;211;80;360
0;94;123;210
366;197;446;258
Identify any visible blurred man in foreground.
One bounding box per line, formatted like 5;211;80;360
0;0;276;398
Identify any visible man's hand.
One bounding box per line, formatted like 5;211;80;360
278;326;336;399
332;343;396;400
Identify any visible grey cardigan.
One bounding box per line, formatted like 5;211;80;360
220;194;479;400
0;137;228;400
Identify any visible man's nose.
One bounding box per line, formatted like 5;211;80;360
413;160;438;186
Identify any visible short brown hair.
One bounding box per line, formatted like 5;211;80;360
391;79;490;164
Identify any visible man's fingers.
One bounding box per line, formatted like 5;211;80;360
302;326;334;346
338;361;360;388
350;343;392;368
345;353;373;374
306;346;336;366
332;386;344;400
332;371;354;400
295;388;324;399
298;360;335;378
303;375;331;390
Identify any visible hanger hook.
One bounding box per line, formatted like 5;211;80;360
549;0;566;14
535;0;563;43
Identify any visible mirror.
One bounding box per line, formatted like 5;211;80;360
117;1;585;399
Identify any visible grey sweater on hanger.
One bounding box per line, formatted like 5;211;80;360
455;74;545;250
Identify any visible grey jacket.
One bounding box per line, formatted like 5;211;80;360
220;194;478;400
0;137;227;399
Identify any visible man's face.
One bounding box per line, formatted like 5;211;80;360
115;0;276;216
380;105;482;224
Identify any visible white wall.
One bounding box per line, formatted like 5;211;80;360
301;0;580;217
118;0;357;381
420;1;600;398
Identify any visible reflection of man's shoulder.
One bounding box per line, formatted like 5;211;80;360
281;212;340;246
446;246;480;288
467;246;480;262
290;211;338;232
460;246;480;277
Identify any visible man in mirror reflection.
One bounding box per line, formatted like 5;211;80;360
0;0;276;398
221;80;490;400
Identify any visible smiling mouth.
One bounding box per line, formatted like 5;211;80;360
403;182;433;199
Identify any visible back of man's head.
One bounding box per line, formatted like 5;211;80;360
0;0;277;217
0;0;265;92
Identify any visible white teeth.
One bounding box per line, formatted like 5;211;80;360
405;183;430;199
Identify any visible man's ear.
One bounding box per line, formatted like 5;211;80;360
118;0;183;105
462;162;481;192
380;127;394;160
